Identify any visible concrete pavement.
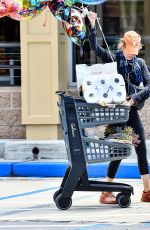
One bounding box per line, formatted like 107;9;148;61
0;139;149;229
0;177;149;229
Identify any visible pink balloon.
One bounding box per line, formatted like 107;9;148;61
8;0;47;21
0;1;8;18
9;12;27;21
0;0;20;14
9;7;46;21
0;0;47;21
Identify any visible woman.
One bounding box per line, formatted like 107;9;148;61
88;12;150;203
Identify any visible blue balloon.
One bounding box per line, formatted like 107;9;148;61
64;0;107;6
81;0;107;5
27;0;49;6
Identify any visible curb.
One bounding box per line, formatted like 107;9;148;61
0;162;13;177
1;161;150;178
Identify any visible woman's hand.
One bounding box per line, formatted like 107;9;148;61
88;11;97;28
126;96;136;106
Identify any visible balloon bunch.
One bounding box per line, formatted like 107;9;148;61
48;0;107;45
0;0;107;46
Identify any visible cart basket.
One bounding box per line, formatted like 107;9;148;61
75;99;130;127
82;137;132;164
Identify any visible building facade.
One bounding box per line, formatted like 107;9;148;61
0;0;150;140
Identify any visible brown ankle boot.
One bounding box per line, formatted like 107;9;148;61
141;190;150;202
99;192;117;204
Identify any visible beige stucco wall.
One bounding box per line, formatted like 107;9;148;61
0;87;25;139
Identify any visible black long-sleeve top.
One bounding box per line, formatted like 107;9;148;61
89;27;150;103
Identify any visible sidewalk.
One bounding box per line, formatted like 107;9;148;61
0;139;150;178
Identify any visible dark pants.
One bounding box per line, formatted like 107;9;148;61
107;107;149;178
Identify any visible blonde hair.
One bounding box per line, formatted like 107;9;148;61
117;38;142;51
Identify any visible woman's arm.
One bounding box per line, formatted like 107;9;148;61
88;11;116;63
130;59;150;103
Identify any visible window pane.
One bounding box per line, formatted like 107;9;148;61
0;17;21;86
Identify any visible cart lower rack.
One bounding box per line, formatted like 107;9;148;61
54;91;133;210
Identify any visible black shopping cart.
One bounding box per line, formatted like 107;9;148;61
54;91;133;210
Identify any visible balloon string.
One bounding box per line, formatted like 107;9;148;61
73;5;89;13
96;18;114;62
73;5;83;12
81;1;84;10
43;9;48;27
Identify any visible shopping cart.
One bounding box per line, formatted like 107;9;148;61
54;91;133;210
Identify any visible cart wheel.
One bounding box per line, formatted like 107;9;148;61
53;189;63;202
55;194;72;210
116;193;131;208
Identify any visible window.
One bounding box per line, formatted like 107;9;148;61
0;17;21;86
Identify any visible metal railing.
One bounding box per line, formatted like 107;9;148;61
0;43;21;86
